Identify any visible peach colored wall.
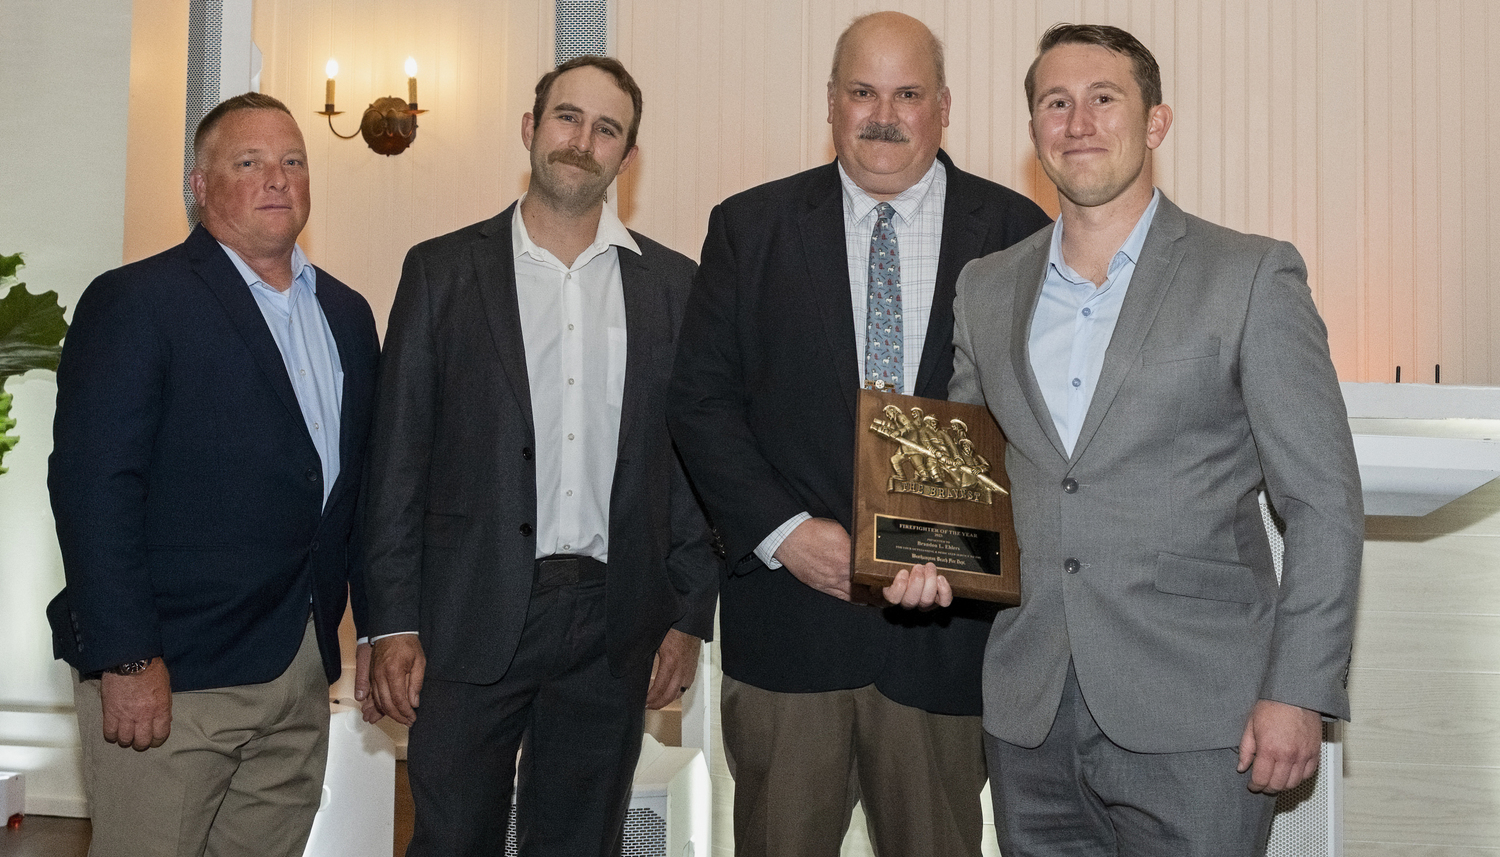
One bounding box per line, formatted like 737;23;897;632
615;0;1499;387
122;0;190;264
252;0;552;337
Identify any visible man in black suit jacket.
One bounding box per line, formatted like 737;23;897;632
668;12;1050;857
48;93;379;856
364;57;717;857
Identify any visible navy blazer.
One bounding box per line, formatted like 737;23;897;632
668;152;1051;715
48;225;379;692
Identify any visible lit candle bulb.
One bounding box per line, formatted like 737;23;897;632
405;57;418;107
324;58;338;110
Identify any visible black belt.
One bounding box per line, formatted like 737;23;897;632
534;554;607;587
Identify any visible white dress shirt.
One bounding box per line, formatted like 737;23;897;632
754;160;949;569
512;198;637;562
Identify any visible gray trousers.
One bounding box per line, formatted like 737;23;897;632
986;663;1276;857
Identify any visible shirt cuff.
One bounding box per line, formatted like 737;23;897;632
369;631;419;644
754;512;812;570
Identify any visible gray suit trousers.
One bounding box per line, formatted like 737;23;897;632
986;663;1275;857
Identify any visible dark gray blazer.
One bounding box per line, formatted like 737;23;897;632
951;195;1362;751
362;204;718;683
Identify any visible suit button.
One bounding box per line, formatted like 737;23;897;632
310;541;320;552
1062;478;1078;494
306;469;320;482
522;447;534;461
519;523;534;537
1064;558;1081;574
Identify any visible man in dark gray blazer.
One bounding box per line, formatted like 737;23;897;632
938;24;1362;856
669;12;1049;856
363;57;717;857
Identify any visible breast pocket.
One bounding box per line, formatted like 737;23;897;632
1142;337;1221;366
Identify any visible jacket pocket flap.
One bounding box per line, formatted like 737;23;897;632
1155;552;1258;603
1142;337;1221;365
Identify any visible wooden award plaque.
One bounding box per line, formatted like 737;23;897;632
851;389;1021;604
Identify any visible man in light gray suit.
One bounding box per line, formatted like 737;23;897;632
896;22;1362;856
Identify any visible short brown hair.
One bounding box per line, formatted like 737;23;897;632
193;92;294;160
531;56;643;149
1025;23;1162;113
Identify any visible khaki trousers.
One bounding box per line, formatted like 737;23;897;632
722;677;986;857
73;618;330;857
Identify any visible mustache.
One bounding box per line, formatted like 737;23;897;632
548;148;603;174
858;122;910;143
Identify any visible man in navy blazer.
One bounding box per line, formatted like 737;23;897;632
48;93;378;857
668;12;1049;856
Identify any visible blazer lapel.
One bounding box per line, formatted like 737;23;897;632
471;206;535;432
189;226;308;435
616;244;657;451
1007;232;1069;461
1068;196;1188;464
916;150;977;396
317;276;378;513
798;167;861;420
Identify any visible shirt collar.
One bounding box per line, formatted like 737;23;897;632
511;194;641;264
1048;188;1161;286
836;157;943;225
218;241;316;294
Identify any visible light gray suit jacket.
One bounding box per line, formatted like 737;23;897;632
950;195;1362;753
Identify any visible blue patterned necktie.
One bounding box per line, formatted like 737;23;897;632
864;202;903;392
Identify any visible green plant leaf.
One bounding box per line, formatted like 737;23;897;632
0;390;17;475
0;284;69;376
0;253;22;283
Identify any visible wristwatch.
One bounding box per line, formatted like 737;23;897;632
107;658;153;676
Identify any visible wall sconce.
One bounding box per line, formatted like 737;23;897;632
317;57;429;156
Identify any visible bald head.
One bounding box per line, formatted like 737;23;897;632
826;11;950;198
830;11;945;89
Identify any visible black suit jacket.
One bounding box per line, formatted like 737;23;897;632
668;152;1050;715
362;204;718;683
48;225;380;692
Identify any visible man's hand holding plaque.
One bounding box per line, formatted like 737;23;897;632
881;563;953;610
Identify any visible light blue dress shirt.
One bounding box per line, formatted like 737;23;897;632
1029;190;1160;458
221;242;344;507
